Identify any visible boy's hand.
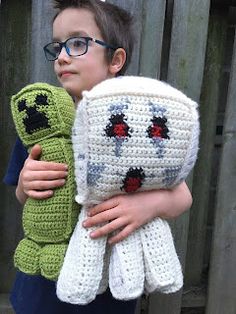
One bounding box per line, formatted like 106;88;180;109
83;192;156;244
83;193;148;244
82;182;192;244
16;144;68;204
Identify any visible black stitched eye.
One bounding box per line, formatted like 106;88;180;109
147;116;170;139
35;94;49;106
18;99;27;112
105;113;131;138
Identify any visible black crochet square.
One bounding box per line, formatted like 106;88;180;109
121;167;145;193
147;116;170;140
18;93;50;134
105;113;131;138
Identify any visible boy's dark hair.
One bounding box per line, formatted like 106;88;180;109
53;0;134;75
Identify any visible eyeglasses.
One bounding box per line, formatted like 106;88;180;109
43;36;117;61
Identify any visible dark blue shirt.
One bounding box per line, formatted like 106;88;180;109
3;137;28;185
4;138;137;314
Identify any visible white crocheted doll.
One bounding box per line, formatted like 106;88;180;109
56;76;199;304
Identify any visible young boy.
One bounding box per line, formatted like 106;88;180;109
4;1;192;313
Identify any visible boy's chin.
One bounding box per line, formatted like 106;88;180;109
61;83;81;99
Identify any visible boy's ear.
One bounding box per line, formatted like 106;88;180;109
108;48;126;75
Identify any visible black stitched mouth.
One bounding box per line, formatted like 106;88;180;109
121;167;145;193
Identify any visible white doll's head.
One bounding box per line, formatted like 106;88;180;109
72;76;199;204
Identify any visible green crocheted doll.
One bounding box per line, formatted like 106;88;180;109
11;82;80;280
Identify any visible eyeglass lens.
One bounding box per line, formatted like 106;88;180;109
45;37;88;61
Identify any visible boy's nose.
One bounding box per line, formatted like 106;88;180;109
57;47;71;63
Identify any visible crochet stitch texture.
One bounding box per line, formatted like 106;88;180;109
56;76;199;303
11;83;80;280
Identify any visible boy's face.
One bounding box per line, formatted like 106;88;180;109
53;8;113;99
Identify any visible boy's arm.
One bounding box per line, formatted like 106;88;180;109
83;181;192;244
16;144;68;204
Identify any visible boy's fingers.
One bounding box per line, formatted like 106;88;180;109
26;179;66;191
26;160;68;172
27;190;54;199
83;209;118;227
28;145;68;171
89;218;125;238
29;144;42;160
89;197;120;216
24;170;68;181
108;225;134;244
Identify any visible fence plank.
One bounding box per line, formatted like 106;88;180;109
0;0;31;293
107;2;144;312
206;29;236;314
139;0;166;79
167;0;211;101
185;9;228;287
30;0;58;85
107;0;143;76
148;1;210;313
168;0;210;278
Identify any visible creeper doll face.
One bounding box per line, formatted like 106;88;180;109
11;83;75;147
72;76;199;205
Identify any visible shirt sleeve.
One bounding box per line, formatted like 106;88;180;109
3;137;28;186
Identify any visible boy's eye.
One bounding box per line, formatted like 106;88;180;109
45;44;61;58
70;38;86;48
53;44;61;54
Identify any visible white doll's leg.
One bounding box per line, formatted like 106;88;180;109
56;207;107;304
96;241;111;295
140;218;183;293
109;229;144;300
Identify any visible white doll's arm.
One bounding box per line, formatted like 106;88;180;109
140;217;183;293
57;96;108;304
109;229;145;300
56;208;107;304
96;240;110;295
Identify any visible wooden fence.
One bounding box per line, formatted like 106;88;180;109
0;0;236;313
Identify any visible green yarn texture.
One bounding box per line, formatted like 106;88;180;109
11;82;80;280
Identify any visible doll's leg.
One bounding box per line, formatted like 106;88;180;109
109;230;144;300
14;238;41;275
96;241;110;295
140;218;183;293
56;207;107;305
39;243;68;281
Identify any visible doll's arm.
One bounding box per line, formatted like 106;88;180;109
107;184;189;299
109;217;183;300
82;183;190;299
140;218;183;294
56;208;107;305
109;229;144;300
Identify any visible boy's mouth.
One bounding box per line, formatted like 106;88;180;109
60;71;74;78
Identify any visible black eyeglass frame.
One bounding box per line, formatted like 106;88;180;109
43;36;117;61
